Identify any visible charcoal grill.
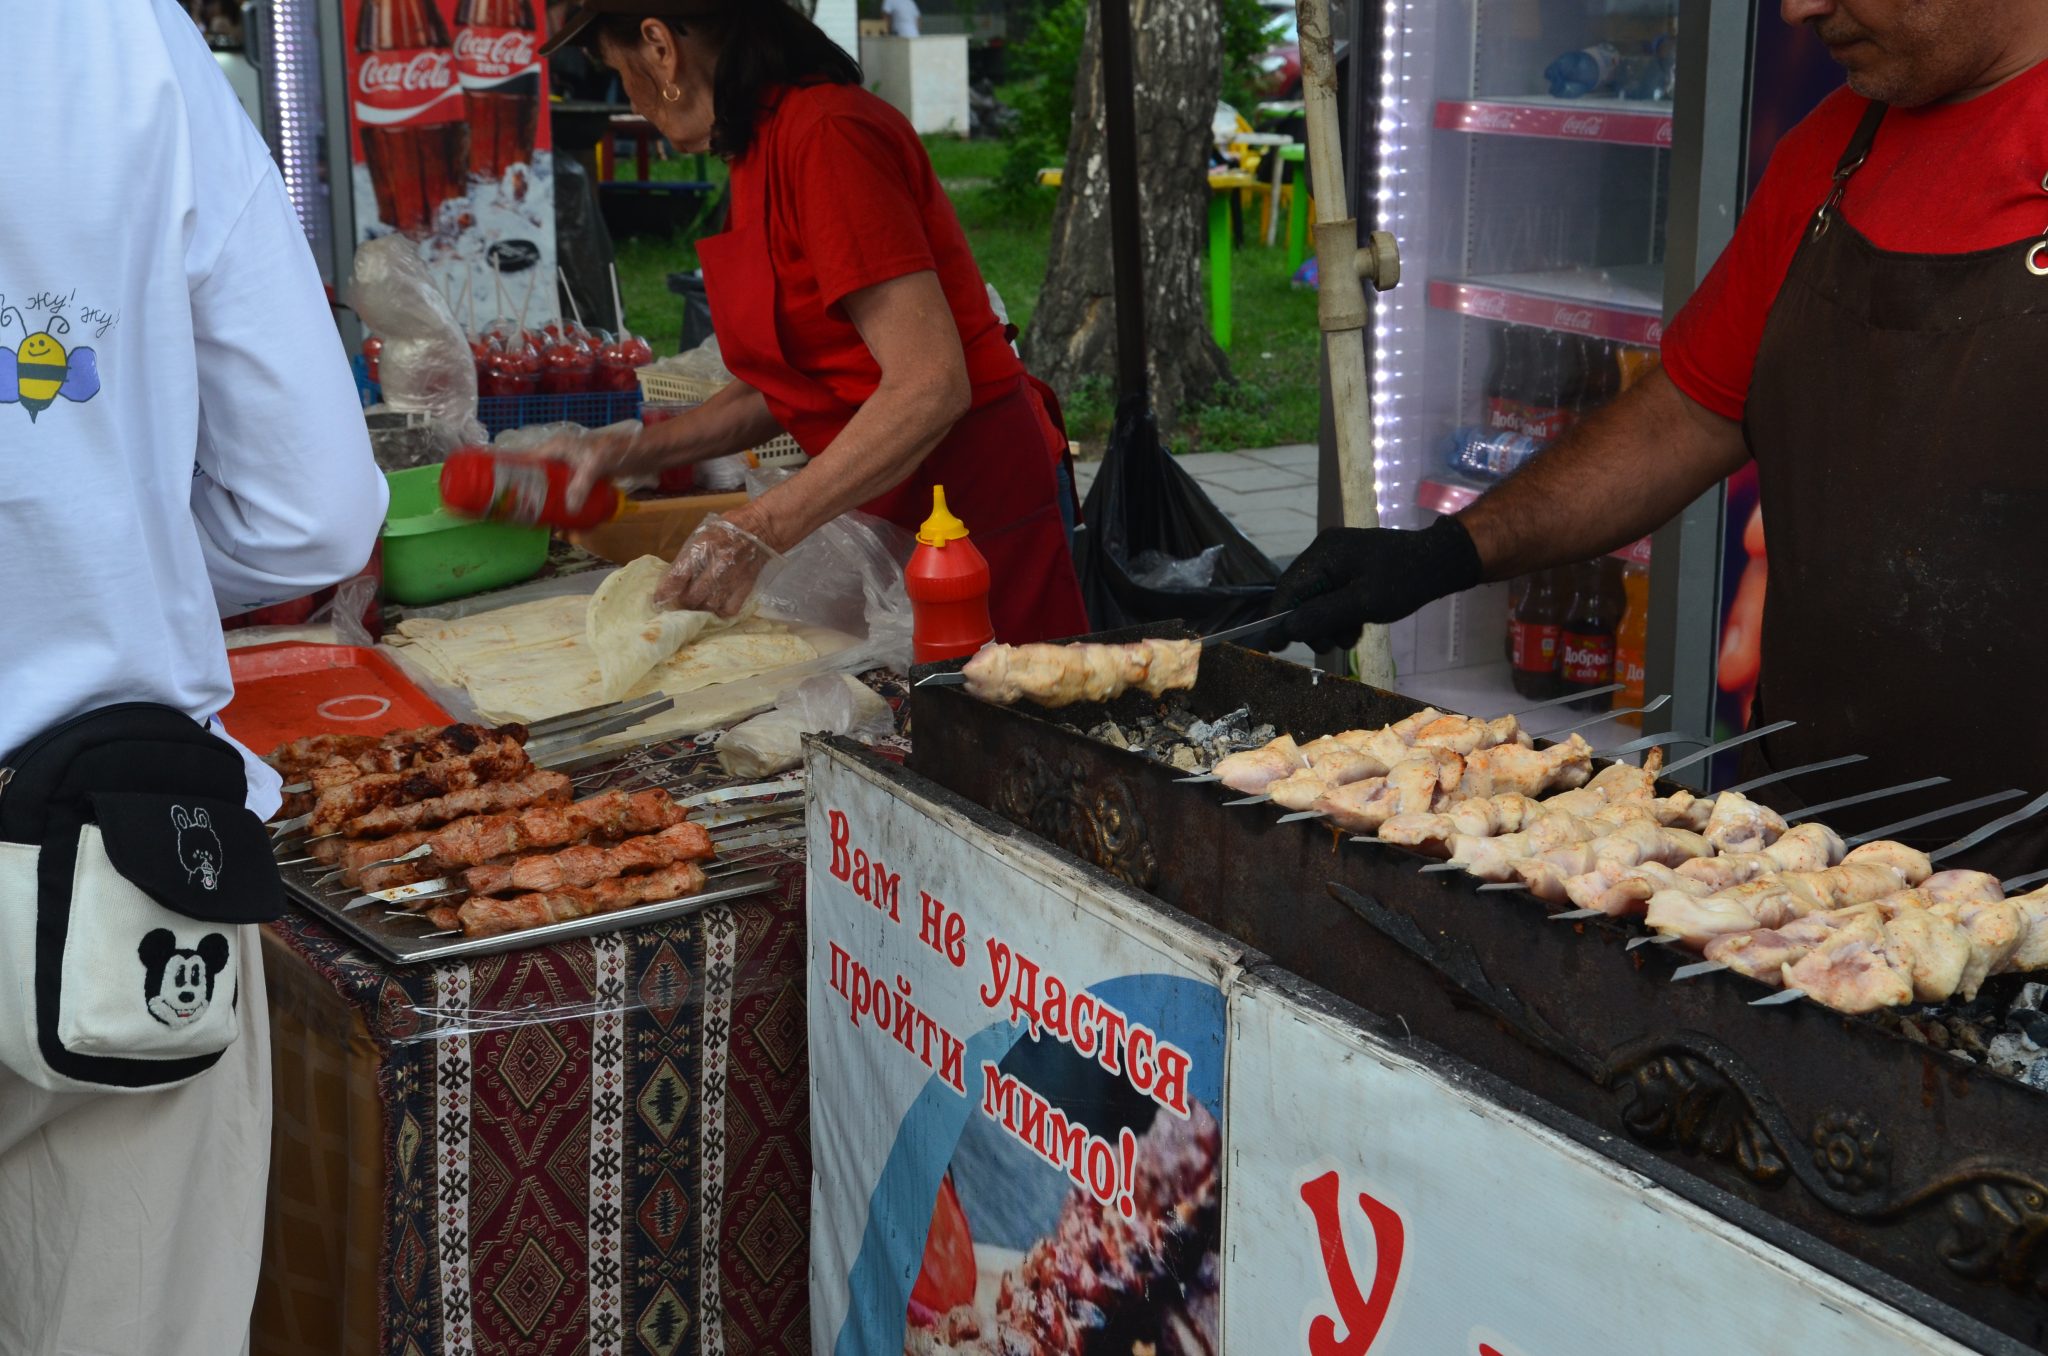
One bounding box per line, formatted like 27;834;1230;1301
909;626;2048;1352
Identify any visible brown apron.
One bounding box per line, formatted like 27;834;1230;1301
1742;102;2048;877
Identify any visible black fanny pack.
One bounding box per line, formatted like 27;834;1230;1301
0;703;282;1092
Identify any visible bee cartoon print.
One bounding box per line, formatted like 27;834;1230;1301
0;303;100;423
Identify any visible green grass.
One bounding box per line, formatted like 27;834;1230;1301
611;134;1322;454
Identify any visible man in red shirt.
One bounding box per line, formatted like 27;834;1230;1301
1272;0;2048;869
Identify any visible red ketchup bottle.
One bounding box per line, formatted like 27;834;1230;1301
438;448;626;531
906;486;994;665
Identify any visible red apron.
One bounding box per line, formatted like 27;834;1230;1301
697;140;1090;645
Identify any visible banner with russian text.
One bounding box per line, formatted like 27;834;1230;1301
805;746;1234;1356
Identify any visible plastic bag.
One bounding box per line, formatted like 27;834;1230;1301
714;674;895;777
347;237;487;448
744;465;914;671
1131;544;1223;591
1073;396;1278;632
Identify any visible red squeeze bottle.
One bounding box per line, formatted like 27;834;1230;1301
438;449;626;531
906;486;994;665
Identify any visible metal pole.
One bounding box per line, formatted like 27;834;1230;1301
1098;0;1151;404
1299;0;1398;687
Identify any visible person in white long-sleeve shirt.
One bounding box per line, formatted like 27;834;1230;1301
0;4;387;1352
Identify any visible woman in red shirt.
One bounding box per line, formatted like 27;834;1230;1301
542;0;1089;644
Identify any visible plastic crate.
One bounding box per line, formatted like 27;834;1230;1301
637;368;805;463
476;388;642;438
351;355;642;435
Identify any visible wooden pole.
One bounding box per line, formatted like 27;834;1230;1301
1298;0;1400;689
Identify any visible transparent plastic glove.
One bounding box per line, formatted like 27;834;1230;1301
657;514;788;618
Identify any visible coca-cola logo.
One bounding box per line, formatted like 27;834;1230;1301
1560;116;1606;138
1655;120;1674;147
1644;319;1665;344
359;50;455;97
456;26;539;77
1465;106;1518;131
1467;290;1510;319
1552;307;1595;331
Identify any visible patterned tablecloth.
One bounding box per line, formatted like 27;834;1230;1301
252;677;913;1356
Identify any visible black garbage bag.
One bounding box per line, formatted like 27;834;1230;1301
1073;394;1279;633
552;150;621;332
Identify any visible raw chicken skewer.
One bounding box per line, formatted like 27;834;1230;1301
959;639;1201;708
1692;880;2048;1016
1211;707;1449;797
1311;738;1602;836
1262;715;1538;814
1639;791;2047;955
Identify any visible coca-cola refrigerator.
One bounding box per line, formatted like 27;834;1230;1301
1349;0;1760;764
247;0;555;339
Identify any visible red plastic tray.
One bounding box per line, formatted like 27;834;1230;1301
220;643;450;757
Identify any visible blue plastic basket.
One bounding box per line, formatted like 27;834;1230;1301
477;389;643;437
350;356;643;434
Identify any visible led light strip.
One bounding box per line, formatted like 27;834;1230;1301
1369;0;1412;526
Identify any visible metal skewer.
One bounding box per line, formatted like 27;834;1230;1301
1783;776;1950;824
1751;989;1808;1007
1671;960;1729;981
1843;789;2028;847
1659;720;1796;777
1927;789;2048;863
1549;908;1604;920
1721;753;1868;797
1549;694;1672;739
1499;683;1622;718
2004;867;2048;893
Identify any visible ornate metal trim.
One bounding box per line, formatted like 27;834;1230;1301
996;747;1159;892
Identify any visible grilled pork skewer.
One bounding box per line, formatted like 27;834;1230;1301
344;770;572;839
267;721;526;778
425;787;689;869
461;822;715;897
960;639;1201;708
306;743;536;835
456;862;710;938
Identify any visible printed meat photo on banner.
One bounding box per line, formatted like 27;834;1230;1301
901;972;1225;1356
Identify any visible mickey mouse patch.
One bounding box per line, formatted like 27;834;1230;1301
138;929;229;1029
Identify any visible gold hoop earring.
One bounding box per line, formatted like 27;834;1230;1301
662;84;682;103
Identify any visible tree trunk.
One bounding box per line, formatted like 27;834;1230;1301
1021;0;1230;432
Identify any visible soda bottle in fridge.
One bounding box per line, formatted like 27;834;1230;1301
456;0;542;182
1559;560;1618;712
1614;561;1650;726
1519;331;1583;443
1573;336;1620;419
1485;325;1529;434
1508;568;1565;701
356;0;469;237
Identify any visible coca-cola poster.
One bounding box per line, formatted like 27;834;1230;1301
806;749;1229;1356
345;0;556;331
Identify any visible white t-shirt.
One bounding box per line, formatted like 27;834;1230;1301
882;0;922;37
0;0;388;811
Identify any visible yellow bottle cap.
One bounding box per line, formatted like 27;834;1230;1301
916;485;971;547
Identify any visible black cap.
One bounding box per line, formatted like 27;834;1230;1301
539;0;723;58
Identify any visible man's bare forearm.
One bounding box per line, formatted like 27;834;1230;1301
1456;368;1750;580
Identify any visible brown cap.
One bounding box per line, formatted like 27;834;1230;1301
538;1;724;58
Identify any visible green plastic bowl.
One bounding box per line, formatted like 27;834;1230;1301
380;464;550;606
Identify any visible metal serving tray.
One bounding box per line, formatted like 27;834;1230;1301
276;854;778;965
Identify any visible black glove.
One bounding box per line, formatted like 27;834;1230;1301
1269;516;1484;653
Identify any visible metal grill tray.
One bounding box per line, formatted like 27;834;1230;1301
277;854;777;965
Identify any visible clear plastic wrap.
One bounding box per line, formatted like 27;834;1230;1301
745;465;914;675
347;236;487;448
714;674;895;778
